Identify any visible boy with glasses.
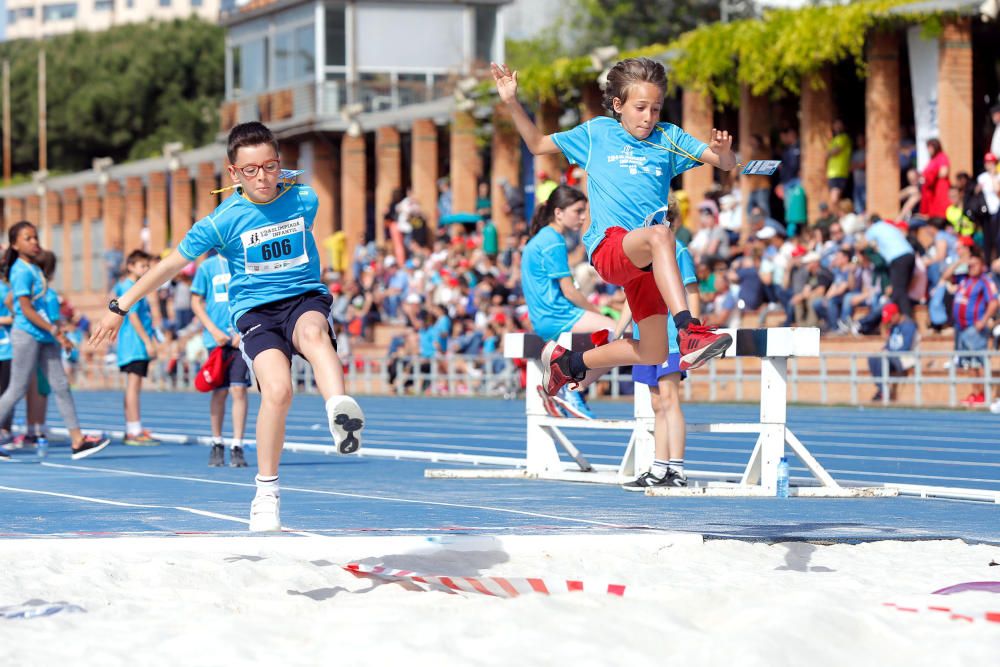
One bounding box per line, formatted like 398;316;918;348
91;122;364;532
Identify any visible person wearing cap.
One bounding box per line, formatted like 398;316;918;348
975;152;999;263
191;251;250;468
867;301;917;402
859;212;916;317
789;251;833;327
951;249;998;406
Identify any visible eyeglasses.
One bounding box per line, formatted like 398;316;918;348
236;159;281;178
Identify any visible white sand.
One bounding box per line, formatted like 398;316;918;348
1;534;998;666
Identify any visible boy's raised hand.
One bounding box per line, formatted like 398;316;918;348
491;62;518;104
710;128;733;156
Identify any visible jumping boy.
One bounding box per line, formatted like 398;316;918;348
492;58;736;394
91;121;364;532
114;250;160;446
191;251;249;468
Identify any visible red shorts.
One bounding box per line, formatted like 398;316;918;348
591;226;668;323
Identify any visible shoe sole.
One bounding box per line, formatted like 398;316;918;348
540;341;559;395
71;438;111;460
123;441;161;446
680;334;733;371
536;386;564;417
328;396;365;454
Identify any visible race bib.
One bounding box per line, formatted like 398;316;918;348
211;272;231;302
242;217;308;274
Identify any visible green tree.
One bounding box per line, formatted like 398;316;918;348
0;18;223;175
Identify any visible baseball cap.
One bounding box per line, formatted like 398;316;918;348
800;251;821;264
881;302;900;324
195;346;234;393
697;199;719;216
985;152;998;163
756;227;777;240
958;235;975;247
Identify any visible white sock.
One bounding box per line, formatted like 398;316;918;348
650;459;670;479
126;421;142;436
255;474;278;496
669;459;685;476
230;438;242;450
30;423;45;437
211;437;223;446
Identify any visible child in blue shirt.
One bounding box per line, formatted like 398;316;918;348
91;122;364;532
114;250;160;446
0;222;109;459
191;252;249;468
492;57;735;395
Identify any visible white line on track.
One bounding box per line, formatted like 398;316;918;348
38;461;632;528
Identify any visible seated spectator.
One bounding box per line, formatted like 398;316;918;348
838;198;864;237
812;249;852;332
812;202;838;234
868;302;918;402
951;249;998;406
790;251;833;327
718;193;743;245
929;235;973;330
689;199;729;263
704;271;740;328
945;185;976;238
898;168;922;220
728;244;765;314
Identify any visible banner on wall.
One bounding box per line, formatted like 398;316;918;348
907;26;939;171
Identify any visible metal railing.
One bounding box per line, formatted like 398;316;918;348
67;349;1000;408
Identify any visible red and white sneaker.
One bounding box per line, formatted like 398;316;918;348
678;324;732;371
540;341;580;396
537;386;564;417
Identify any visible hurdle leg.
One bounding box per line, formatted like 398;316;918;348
784;429;840;489
755;357;789;493
525;360;567;473
543;425;594;472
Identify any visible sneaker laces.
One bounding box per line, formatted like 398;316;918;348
686;323;718;334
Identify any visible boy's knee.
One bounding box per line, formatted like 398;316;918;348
297;323;329;348
260;380;292;408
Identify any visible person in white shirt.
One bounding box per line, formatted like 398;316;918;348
976;152;1000;263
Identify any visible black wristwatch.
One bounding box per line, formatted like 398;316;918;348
108;298;130;316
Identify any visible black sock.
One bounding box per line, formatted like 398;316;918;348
674;310;693;330
558;350;589;381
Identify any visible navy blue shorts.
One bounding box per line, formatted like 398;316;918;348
632;352;686;386
216;345;251;388
236;291;336;362
119;360;150;377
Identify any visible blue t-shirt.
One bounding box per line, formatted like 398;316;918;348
177;184;326;326
114;278;154;365
0;282;11;361
191;254;234;350
632;240;697;354
551;117;708;258
10;258;54;343
43;287;61;325
887;318;917;352
522;226;585;341
865;222;913;263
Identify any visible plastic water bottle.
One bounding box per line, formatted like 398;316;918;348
776;457;789;498
36;436;49;459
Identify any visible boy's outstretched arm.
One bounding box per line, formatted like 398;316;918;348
491;62;561;156
90;250;191;345
699;129;737;171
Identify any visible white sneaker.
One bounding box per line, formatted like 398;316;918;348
326;395;365;454
249;491;281;532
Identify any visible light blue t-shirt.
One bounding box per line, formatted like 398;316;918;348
114;278;154;365
865;222;913;263
522;225;585;341
191;254;234;351
632;240;697;354
43;287;61;325
178;184;326;326
10;258;54;343
551;117;707;259
0;282;11;361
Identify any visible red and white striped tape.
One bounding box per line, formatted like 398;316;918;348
343;563;626;598
882;601;1000;624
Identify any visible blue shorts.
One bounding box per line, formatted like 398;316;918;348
956;325;989;369
216;345;251;388
632;352;686;386
236;291;336;362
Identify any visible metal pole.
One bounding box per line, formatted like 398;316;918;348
2;60;10;184
38;49;46;173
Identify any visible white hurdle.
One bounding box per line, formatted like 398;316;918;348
426;328;895;498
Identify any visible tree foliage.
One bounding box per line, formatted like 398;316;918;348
0;18;224;175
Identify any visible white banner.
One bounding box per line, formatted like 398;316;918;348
907;26;939;171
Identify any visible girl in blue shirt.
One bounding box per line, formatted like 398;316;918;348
521;185;620;417
0;222;109;459
492;57;736;397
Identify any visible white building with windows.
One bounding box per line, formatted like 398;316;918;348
5;0;220;41
222;0;509;127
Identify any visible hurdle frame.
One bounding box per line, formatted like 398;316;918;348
427;328;895;498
